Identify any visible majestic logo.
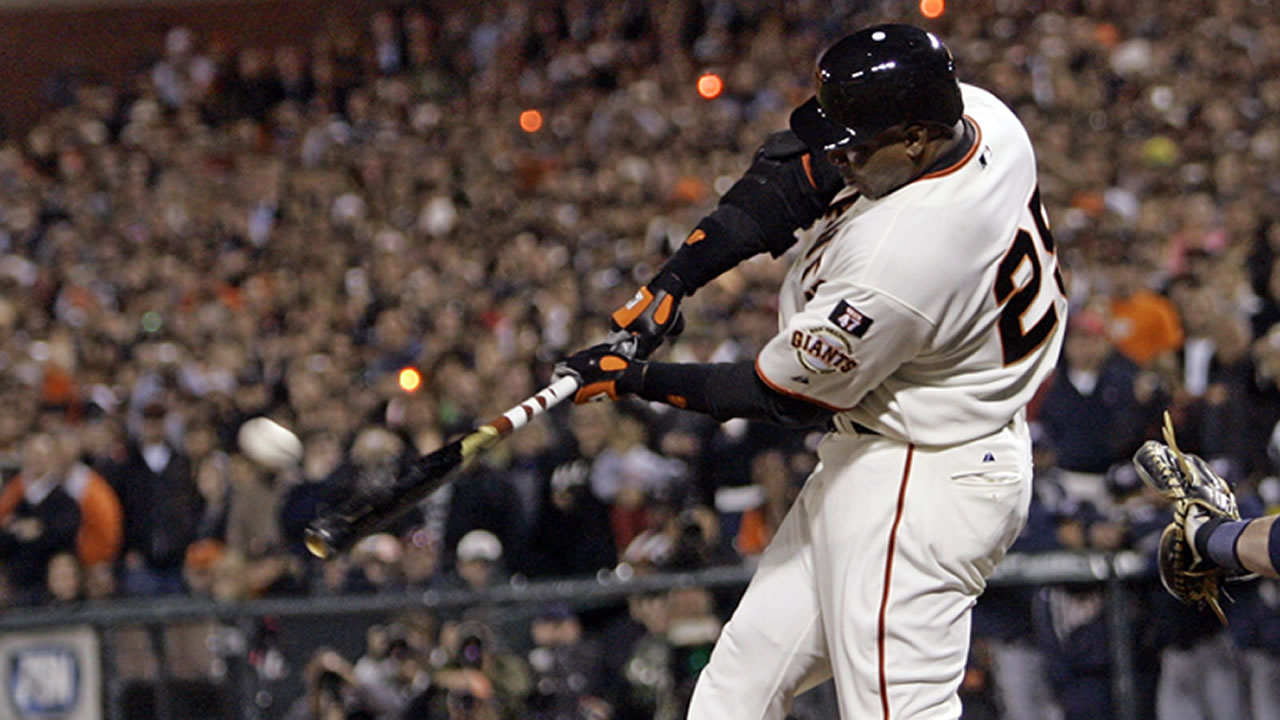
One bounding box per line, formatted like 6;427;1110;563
9;645;80;716
791;328;857;374
828;300;873;338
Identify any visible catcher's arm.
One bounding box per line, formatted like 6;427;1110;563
1132;412;1252;624
1235;515;1280;580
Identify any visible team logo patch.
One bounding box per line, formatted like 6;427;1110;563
828;300;873;338
791;328;857;374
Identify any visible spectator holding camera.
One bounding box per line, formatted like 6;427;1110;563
434;620;531;720
525;603;608;720
282;647;378;720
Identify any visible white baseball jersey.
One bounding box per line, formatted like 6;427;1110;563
756;83;1067;446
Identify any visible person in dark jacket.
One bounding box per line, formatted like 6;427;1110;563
0;431;82;605
111;402;202;596
1039;309;1162;475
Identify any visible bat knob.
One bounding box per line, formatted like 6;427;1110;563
305;526;337;560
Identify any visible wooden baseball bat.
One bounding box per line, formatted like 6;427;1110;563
304;374;582;559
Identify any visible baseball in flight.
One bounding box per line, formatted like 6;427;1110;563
237;416;303;469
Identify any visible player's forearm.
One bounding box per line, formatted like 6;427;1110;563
655;133;843;296
634;360;833;427
1236;515;1280;579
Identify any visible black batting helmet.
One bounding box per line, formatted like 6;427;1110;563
791;24;963;153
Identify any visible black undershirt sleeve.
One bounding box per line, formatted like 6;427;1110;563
634;360;834;428
656;132;844;295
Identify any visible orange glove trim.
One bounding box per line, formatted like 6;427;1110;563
653;296;674;326
599;356;629;372
685;229;706;245
574;381;618;404
611;287;653;329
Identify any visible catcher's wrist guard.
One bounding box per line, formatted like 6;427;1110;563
1132;412;1249;625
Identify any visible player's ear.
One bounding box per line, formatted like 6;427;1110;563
902;125;929;158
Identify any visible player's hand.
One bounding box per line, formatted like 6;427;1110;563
610;271;686;360
554;344;646;404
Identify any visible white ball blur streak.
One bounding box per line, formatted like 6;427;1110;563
237;417;303;469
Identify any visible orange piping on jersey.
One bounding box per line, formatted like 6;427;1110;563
753;357;856;413
878;444;915;720
802;154;818;189
918;116;982;181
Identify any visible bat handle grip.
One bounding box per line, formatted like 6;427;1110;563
606;329;639;358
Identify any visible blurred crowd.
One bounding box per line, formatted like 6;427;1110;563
3;0;1280;718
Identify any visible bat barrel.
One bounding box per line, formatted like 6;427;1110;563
301;375;580;560
304;525;339;560
303;437;467;559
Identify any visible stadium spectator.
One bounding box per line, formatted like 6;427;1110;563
1105;251;1184;368
1037;309;1162;507
1;425;122;572
526;447;618;578
0;432;82;604
524;603;606;719
438;529;506;594
112;401;202;596
44;551;82;604
435;619;532;720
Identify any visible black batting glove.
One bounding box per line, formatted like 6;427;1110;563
555;344;647;404
610;270;686;360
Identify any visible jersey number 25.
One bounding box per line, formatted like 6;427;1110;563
994;187;1065;365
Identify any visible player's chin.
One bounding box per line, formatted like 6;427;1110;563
854;181;885;199
841;175;867;195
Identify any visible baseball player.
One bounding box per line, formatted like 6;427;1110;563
557;24;1067;719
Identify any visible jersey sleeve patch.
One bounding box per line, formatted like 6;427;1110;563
791;327;858;374
828;299;874;338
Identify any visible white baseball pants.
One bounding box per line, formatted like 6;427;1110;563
688;414;1032;719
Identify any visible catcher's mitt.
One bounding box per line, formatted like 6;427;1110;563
1132;412;1243;625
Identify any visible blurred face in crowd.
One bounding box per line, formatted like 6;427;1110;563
1064;323;1111;372
531;613;582;648
139;412;166;446
1213;314;1252;364
1108;261;1146;299
401;531;438;585
1177;285;1218;338
569;403;610;456
457;557;494;591
82;563;116;600
21;433;58;480
46;553;81;603
195;458;228;506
